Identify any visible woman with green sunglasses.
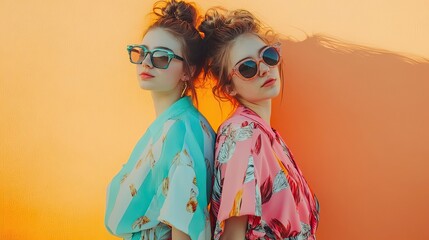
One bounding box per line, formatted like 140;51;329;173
105;1;215;240
200;8;320;240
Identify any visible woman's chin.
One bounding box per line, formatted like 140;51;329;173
138;82;152;90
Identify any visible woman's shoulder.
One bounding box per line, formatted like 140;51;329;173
167;109;216;142
217;111;264;136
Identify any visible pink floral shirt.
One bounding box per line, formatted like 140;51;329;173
211;106;320;240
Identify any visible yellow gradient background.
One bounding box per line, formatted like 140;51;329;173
1;0;428;239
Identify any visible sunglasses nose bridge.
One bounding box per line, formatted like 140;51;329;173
258;59;270;76
140;52;154;67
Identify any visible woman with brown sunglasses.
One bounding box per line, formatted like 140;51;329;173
200;8;320;240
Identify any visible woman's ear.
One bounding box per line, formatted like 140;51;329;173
225;84;237;96
181;65;195;81
180;74;190;82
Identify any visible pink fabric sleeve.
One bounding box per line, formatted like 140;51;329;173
212;121;265;239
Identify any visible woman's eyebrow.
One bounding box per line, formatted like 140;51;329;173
235;56;252;65
234;45;268;65
153;46;174;51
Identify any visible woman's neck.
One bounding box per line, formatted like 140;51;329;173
239;98;272;126
151;91;182;117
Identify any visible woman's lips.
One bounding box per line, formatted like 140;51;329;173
139;72;154;80
261;78;276;87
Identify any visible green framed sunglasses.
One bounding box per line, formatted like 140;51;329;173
127;45;184;69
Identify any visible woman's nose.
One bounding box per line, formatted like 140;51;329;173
258;61;270;77
141;54;153;68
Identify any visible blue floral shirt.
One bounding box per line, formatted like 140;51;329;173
105;97;215;240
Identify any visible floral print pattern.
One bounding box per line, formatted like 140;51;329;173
105;97;215;240
211;106;320;240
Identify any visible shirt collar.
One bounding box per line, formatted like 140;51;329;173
148;96;193;134
236;105;277;140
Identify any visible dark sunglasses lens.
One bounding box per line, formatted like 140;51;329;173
152;51;170;68
238;60;258;78
129;47;144;64
263;47;280;66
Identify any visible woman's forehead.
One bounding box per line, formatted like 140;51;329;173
229;34;266;64
141;28;183;54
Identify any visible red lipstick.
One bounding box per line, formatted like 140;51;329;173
261;78;276;87
139;72;154;80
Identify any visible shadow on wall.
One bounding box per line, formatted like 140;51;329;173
272;35;429;240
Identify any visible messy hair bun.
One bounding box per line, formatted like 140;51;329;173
153;0;197;26
198;7;228;39
199;8;260;44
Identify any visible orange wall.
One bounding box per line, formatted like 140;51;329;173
272;36;429;239
1;0;428;239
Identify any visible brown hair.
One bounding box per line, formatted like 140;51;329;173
199;7;283;106
145;0;205;104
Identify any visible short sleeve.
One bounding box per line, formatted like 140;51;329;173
212;121;266;239
157;120;209;240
